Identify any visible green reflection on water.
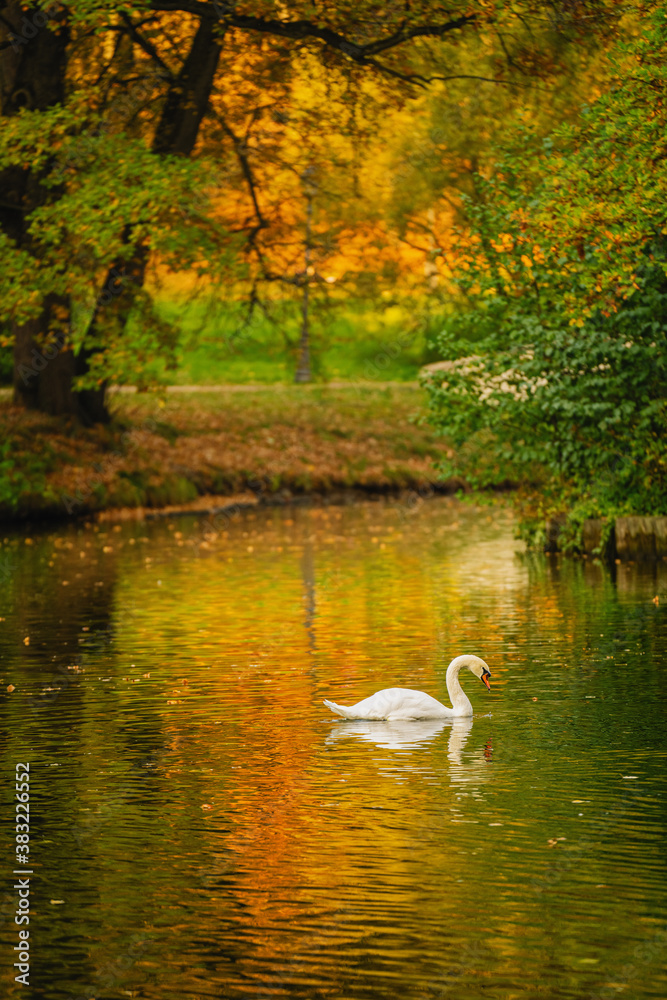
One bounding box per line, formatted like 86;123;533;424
0;498;666;1000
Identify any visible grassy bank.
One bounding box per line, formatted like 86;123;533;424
0;384;459;521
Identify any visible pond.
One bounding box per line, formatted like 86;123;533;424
1;497;666;1000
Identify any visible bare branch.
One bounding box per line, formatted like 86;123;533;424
360;17;477;57
118;13;175;79
211;109;268;236
149;2;479;83
423;72;529;88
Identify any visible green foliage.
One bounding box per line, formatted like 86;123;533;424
0;438;55;513
425;6;667;525
145;475;198;507
78;291;182;392
0;108;231;310
0;98;237;390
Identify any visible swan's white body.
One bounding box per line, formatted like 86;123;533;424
323;654;491;720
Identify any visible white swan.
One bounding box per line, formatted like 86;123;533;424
323;654;491;720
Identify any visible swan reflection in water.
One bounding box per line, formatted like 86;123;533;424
326;716;450;751
446;717;493;789
327;717;491;798
327;717;491;760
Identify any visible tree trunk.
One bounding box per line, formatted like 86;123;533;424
152;16;223;157
295;188;314;383
0;3;79;416
13;295;76;416
1;9;221;423
76;16;223;418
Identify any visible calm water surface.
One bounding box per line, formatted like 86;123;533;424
1;497;666;1000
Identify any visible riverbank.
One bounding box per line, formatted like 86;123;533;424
545;514;667;563
1;384;462;523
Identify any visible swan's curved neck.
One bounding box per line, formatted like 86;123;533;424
446;658;473;717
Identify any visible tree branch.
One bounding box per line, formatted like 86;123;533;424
149;2;479;77
118;12;175;79
360;18;477;57
0;10;18;33
418;72;528;88
211;109;268;237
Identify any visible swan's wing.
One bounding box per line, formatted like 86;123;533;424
383;689;453;720
323;692;394;719
347;688;406;719
324;688;452;720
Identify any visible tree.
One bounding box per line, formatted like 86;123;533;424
1;4;225;422
0;2;71;415
0;0;619;422
424;4;667;531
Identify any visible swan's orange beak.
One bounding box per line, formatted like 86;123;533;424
481;671;491;691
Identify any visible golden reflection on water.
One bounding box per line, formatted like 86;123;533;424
1;498;666;1000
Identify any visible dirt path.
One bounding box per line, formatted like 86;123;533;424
112;380;419;393
0;380;419;401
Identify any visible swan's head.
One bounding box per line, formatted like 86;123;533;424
453;654;492;691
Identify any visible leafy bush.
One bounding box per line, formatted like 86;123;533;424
425;9;667;534
426;250;667;512
0;438;54;513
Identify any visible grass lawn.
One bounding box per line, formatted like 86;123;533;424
154;295;439;385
